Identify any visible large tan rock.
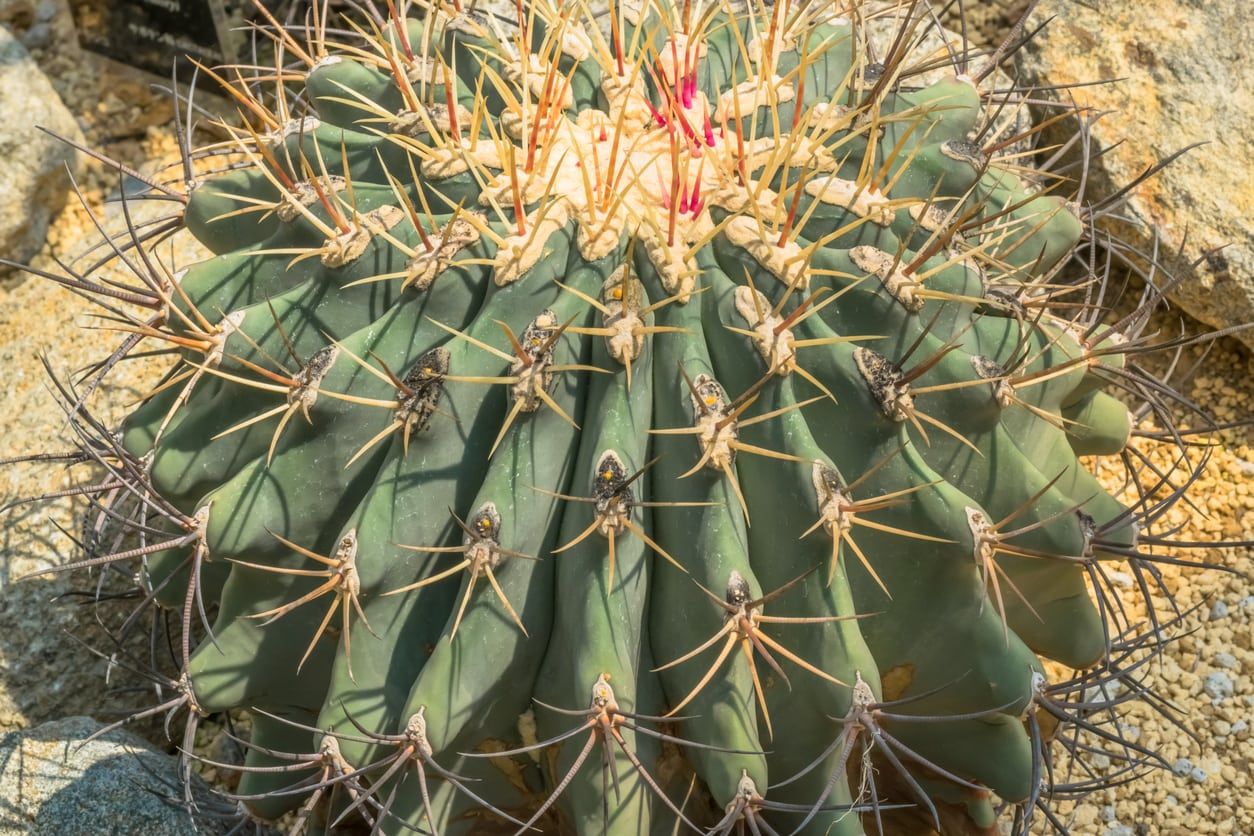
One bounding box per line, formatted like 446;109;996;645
1018;0;1254;350
0;23;82;277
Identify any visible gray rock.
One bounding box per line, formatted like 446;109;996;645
0;716;226;834
1103;824;1134;836
0;24;81;276
1214;651;1239;670
1204;671;1235;700
1211;600;1230;621
1171;757;1192;777
1189;766;1208;784
1017;1;1254;351
1083;679;1126;704
19;19;47;48
0;0;68;35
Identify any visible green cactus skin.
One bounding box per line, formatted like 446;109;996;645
12;1;1238;834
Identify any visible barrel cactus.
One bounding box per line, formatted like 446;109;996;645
10;0;1232;833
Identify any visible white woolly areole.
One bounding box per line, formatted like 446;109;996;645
208;310;248;367
276;176;347;223
849;245;924;311
733;284;797;374
321;205;405;268
493;203;572;286
643;232;698;301
805;175;895;226
655;32;708;85
716;75;795;123
724;215;809;291
404;215;483;291
811;462;853;538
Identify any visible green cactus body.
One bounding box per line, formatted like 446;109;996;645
20;1;1214;833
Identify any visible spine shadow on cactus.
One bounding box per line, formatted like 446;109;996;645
6;1;1251;835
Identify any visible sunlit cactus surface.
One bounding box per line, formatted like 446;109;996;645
11;0;1226;833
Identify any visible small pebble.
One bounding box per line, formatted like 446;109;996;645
1104;824;1134;836
1213;651;1239;670
1204;671;1235;700
1108;570;1133;589
1084;680;1125;703
1100;805;1117;822
1210;600;1230;620
1172;757;1193;777
1231;719;1248;734
1190;766;1208;783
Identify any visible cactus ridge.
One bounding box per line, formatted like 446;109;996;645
8;1;1248;834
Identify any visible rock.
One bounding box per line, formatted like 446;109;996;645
0;716;226;834
0;24;82;277
1171;757;1192;777
1214;651;1239;670
0;0;57;22
1211;600;1230;621
940;0;1028;47
1017;1;1254;351
1203;671;1235;700
1084;679;1126;703
1108;570;1134;589
0;0;64;41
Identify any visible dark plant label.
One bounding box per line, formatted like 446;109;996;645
68;0;282;77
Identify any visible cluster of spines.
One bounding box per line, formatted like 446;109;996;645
3;0;1250;835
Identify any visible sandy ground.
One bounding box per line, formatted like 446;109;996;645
0;12;1249;836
